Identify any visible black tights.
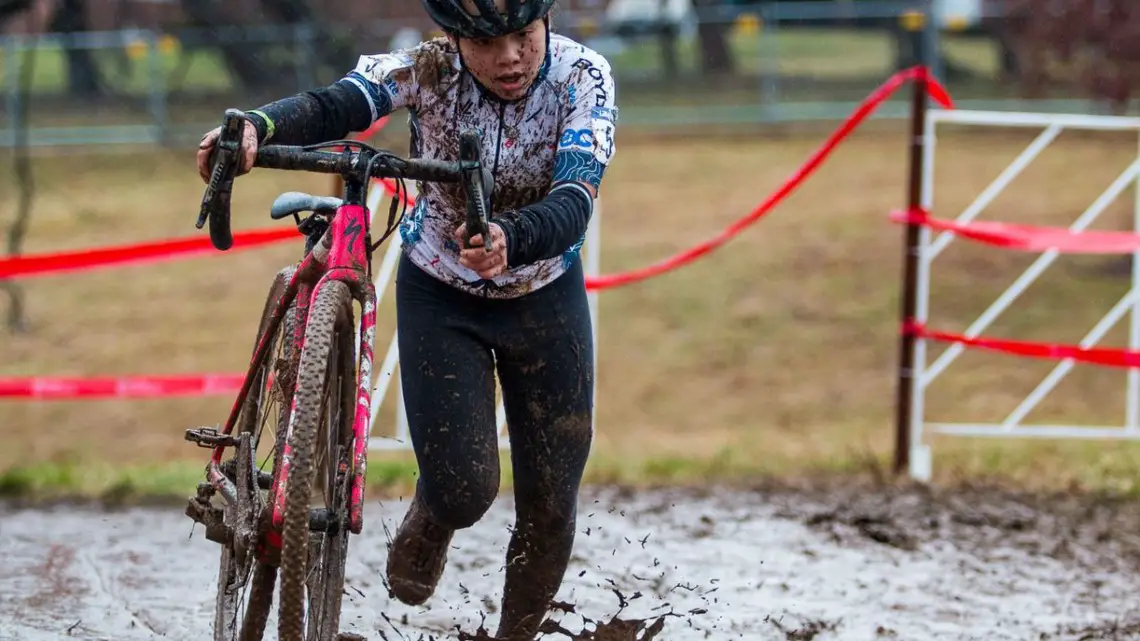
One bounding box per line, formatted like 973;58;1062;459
395;253;594;636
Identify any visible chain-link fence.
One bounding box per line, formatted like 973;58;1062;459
0;0;1136;148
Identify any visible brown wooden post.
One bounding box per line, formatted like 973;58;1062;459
893;69;930;476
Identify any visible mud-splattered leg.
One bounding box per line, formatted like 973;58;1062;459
491;262;594;640
493;411;592;640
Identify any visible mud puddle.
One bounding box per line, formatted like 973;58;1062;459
2;484;1140;640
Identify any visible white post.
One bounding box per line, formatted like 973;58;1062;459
586;200;602;437
908;106;938;482
1129;130;1140;432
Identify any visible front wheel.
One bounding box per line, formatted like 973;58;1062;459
276;279;357;641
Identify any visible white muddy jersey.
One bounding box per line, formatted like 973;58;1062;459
343;33;617;299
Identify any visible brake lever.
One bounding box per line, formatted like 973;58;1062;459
197;108;246;250
458;129;492;253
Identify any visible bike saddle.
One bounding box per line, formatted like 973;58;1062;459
269;191;344;220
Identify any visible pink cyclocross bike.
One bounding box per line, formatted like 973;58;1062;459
183;109;492;641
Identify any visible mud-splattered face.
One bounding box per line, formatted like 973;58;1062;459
454;18;547;101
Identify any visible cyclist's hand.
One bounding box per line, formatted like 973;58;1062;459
455;222;508;279
196;120;259;184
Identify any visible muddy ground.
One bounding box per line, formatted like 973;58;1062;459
3;482;1140;641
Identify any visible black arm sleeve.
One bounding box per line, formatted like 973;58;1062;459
243;79;376;146
492;183;594;268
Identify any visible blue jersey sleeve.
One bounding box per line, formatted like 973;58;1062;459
554;54;618;192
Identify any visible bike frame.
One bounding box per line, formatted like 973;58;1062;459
204;174;379;550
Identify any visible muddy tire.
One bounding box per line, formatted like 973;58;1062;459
277;279;356;641
214;266;300;641
306;302;355;641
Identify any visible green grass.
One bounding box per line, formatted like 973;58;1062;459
606;27;910;78
0;40;232;95
0;454;432;505
0;448;916;504
0;449;782;505
10;438;1140;506
1;27;1008;117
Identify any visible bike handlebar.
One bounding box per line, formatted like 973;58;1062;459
197;108;491;252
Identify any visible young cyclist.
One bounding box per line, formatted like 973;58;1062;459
195;0;618;638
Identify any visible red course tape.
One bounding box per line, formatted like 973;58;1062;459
0;375;245;399
0;227;302;280
905;321;1140;369
891;209;1140;254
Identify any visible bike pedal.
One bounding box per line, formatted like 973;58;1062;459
194;481;215;500
185;496;221;527
184;427;240;448
186;499;231;544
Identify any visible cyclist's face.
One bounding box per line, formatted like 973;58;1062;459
456;19;546;101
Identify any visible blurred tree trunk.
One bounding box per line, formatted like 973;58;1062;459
994;0;1140;278
657;20;679;80
258;0;354;72
179;0;281;91
997;0;1140;111
48;0;103;96
691;0;734;75
655;0;679;80
0;0;31;23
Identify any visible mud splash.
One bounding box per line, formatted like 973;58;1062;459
447;592;700;641
4;483;1140;640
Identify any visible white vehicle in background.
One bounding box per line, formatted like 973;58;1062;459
934;0;984;32
604;0;695;37
603;0;987;35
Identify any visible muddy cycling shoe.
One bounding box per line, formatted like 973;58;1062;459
386;498;455;605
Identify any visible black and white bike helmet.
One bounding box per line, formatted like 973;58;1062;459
422;0;555;39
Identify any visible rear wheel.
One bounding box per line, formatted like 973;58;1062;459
276;279;356;641
213;266;300;641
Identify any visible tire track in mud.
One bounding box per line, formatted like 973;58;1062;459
4;484;1140;640
73;548;161;638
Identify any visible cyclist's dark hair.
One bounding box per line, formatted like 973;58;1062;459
422;0;556;39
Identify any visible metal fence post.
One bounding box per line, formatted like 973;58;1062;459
758;4;780;122
295;22;316;92
893;69;930;476
924;0;944;83
3;36;19;148
146;30;169;146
